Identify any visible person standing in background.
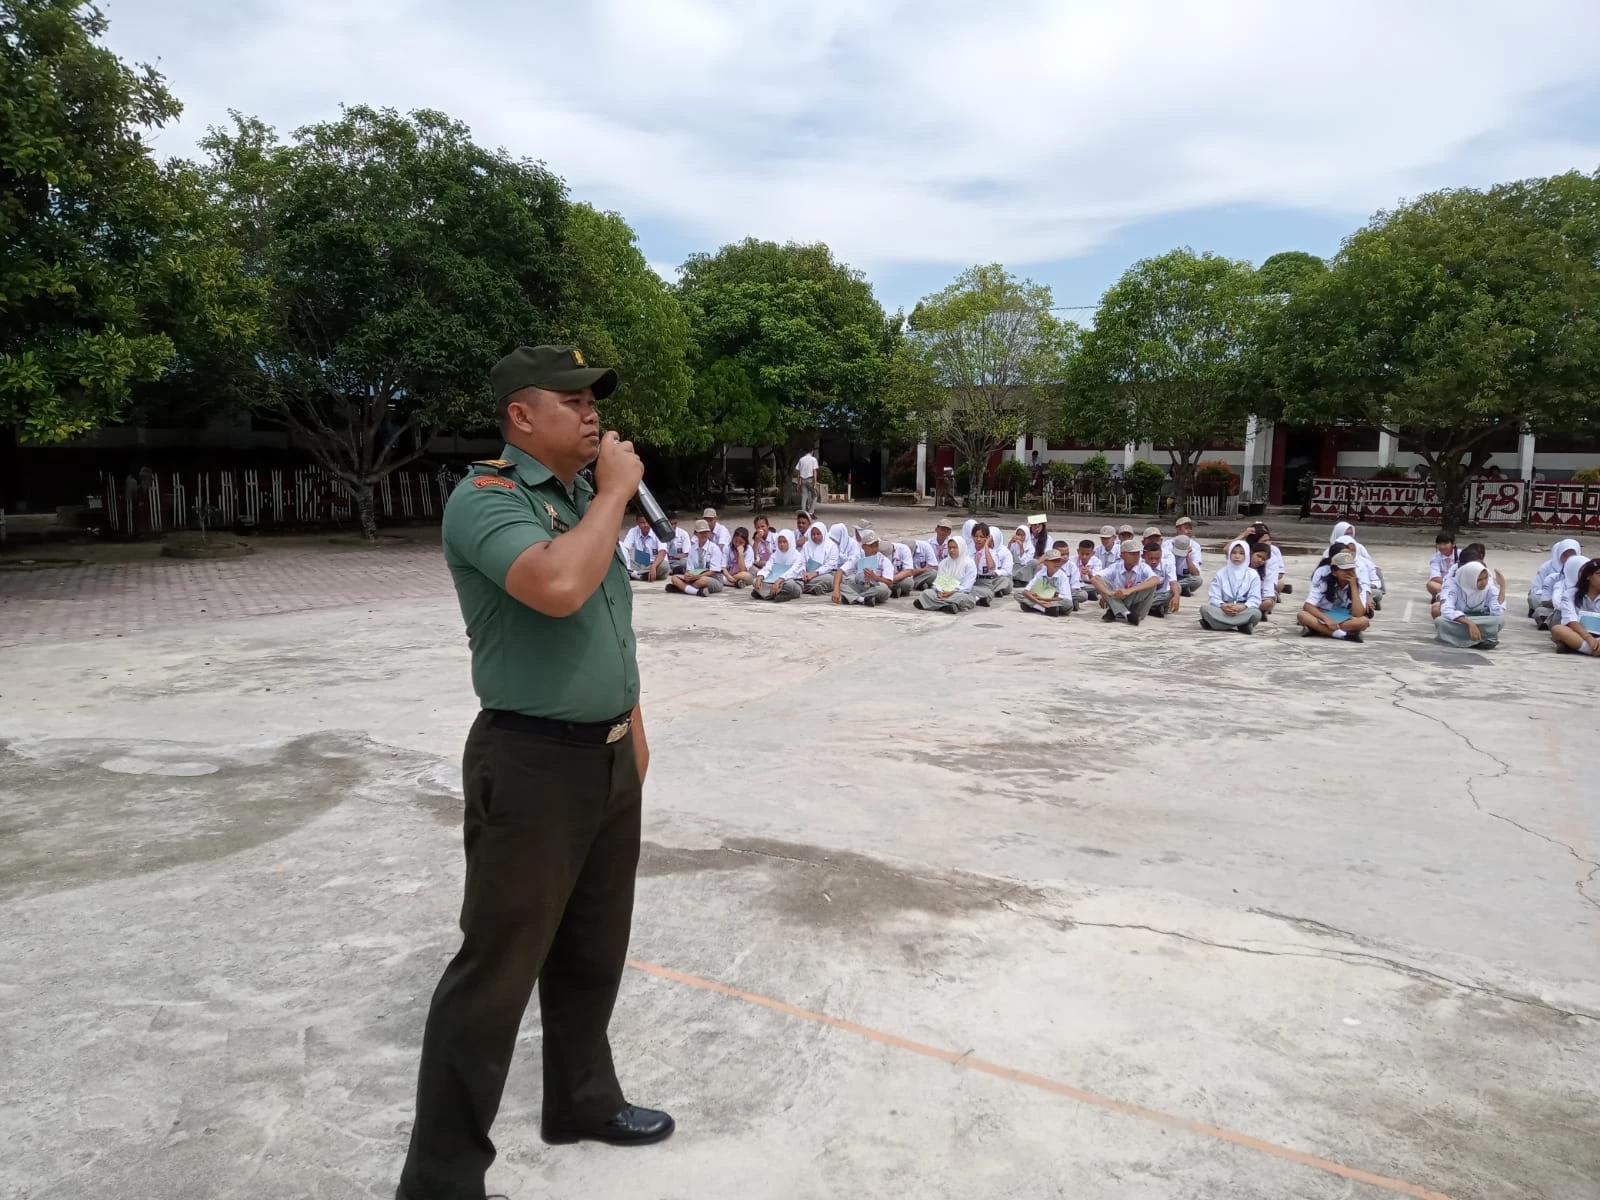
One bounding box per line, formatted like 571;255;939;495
795;447;820;513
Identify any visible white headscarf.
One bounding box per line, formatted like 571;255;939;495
1454;561;1494;612
1333;521;1378;568
961;518;977;545
1550;538;1582;574
828;522;853;555
943;534;966;562
765;530;800;576
1215;538;1255;598
1562;554;1585;595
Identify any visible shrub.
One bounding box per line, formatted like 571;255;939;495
994;458;1030;495
1046;460;1076;489
1078;454;1111;489
817;464;838;492
1572;467;1600;484
887;448;918;490
1372;464;1409;480
1125;460;1166;508
758;465;776;489
1196;460;1238;495
954;463;971;495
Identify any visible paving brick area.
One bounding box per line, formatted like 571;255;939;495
0;546;452;645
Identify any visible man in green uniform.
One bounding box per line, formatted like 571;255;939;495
397;345;673;1200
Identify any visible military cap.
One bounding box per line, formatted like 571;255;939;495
492;345;618;403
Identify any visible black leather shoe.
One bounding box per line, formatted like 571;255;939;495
541;1104;675;1147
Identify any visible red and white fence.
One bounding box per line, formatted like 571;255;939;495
1310;477;1600;530
98;465;464;536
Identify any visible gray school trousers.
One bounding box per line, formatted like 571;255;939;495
912;568;938;591
677;575;724;594
1017;592;1070;615
801;575;834;596
914;589;977;613
1178;575;1203;596
1435;613;1503;648
752;578;802;602
1103;588;1156;621
889;576;915;598
1199;602;1261;631
840;579;891;605
972;575;1012;604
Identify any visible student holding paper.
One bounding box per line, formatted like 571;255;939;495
969;523;1012;606
835;530;894;606
1550;557;1600;656
913;520;953;590
799;524;839;596
619;512;665;581
751;530;805;602
913;535;978;613
1017;547;1074;616
665;519;726;595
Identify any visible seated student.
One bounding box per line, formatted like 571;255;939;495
1299;549;1370;641
1330;533;1382;622
834;530;894;606
799;523;839;594
1550;556;1600;656
721;527;755;589
1239;522;1291;594
1167;526;1204;596
793;510;816;552
913;520;954;589
1245;536;1279;617
666;519;726;595
663;515;692;575
1072;539;1101;607
620;512;665;581
751;530;804;602
828;522;861;575
1435;561;1506;649
913;535;979;613
887;540;919;597
1093;524;1121;573
750;515;777;570
1332;521;1384;608
1426;532;1458;605
701;507;733;552
1094;541;1160;625
1200;539;1264;633
1529;538;1581;629
1016;514;1052;586
1017;546;1075;616
1141;538;1181;617
969;523;1013;606
1006;524;1036;586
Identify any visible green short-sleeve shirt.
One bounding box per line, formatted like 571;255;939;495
442;444;639;722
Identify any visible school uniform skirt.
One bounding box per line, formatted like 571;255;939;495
1199;603;1261;631
914;589;977;613
1434;613;1503;648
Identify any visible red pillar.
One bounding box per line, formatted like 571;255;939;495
1268;425;1288;505
1318;429;1340;477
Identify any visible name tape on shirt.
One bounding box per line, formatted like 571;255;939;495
474;476;516;490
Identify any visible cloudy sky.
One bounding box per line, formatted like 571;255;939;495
103;0;1600;314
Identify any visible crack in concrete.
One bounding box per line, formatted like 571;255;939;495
1381;667;1600;915
1062;918;1599;1024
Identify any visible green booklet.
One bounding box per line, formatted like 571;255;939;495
1030;577;1058;600
933;571;960;591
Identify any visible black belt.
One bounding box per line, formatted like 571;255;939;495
485;709;633;745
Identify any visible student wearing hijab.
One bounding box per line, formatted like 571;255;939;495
1017;546;1075;616
1435;561;1506;649
961;517;978;548
913;535;979;613
1093;541;1160;625
1007;524;1036;586
1200;539;1264;633
666;519;727;595
828;522;860;572
1530;538;1582;629
620;512;666;581
834;530;894;606
1141;540;1181;617
721;527;755;589
799;523;839;595
887;540;919;597
1299;549;1369;640
751;530;804;602
1550;557;1600;656
913;520;954;590
1331;521;1384;607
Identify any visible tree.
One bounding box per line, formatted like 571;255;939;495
1266;173;1600;534
200;106;570;538
1064;249;1262;513
676;238;892;502
894;265;1074;506
0;0;259;441
561;202;691;447
1256;251;1327;296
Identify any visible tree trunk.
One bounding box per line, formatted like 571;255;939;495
1430;460;1470;537
352;481;377;542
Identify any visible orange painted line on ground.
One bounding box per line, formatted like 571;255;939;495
626;958;1454;1200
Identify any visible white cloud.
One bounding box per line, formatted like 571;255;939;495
108;0;1600;272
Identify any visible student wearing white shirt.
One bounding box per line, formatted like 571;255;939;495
666;520;727;595
1426;532;1458;606
1332;521;1384;607
828;522;860;572
700;507;733;552
1299;550;1370;641
749;515;778;568
1530;538;1581;629
913;535;979;613
913;521;953;589
1200;539;1263;633
1094;542;1160;625
799;524;839;595
1093;525;1121;573
1245;537;1280;618
663;516;692;574
887;541;918;597
1167;524;1204;596
619;513;666;581
1141;541;1181;617
1017;547;1074;616
1435;560;1506;649
968;523;1012;606
751;530;804;602
1006;524;1035;586
721;527;755;589
1550;557;1600;656
795;450;820;513
1238;522;1290;596
1072;540;1100;608
834;531;894;606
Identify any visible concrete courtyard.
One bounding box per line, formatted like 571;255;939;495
1;511;1596;1200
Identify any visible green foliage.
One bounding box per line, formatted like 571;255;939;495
816;463;838;492
0;0;259;441
1256;251;1327;296
1077;454;1111;488
994;457;1030;494
1065;248;1261;507
1571;467;1600;484
1046;460;1076;489
561;203;691;447
1372;463;1409;480
1196;461;1238;495
1125;459;1166;507
1266;171;1600;532
896;264;1076;490
954;463;971;495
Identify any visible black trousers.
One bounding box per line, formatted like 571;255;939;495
399;712;642;1200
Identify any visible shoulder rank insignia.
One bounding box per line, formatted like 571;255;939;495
472;457;514;469
473;476;515;490
543;501;571;532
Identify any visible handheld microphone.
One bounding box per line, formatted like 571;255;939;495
635;481;675;543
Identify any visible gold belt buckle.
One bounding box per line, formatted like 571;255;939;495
606;720;631;744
